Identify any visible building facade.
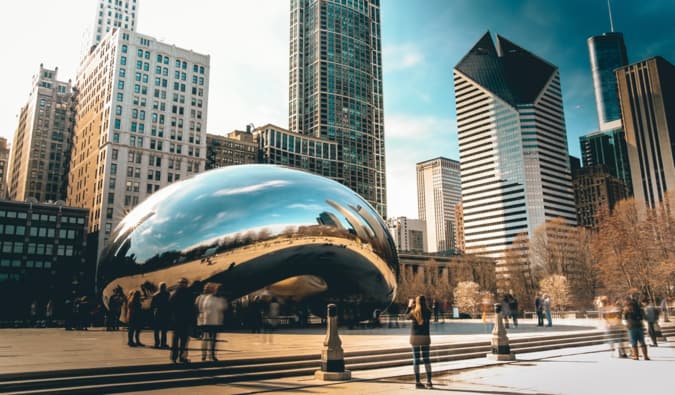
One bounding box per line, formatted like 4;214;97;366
454;202;464;253
386;216;426;253
289;0;386;217
67;29;209;256
572;164;628;227
7;65;76;203
453;33;577;269
416;157;461;253
0;200;89;321
254;124;341;180
587;32;628;131
89;0;139;50
616;56;675;209
579;128;632;194
206;130;258;169
0;138;8;199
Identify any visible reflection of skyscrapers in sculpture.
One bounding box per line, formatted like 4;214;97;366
317;212;343;229
289;0;386;217
386;217;426;253
7;65;75;202
416;157;460;253
68;29;209;256
580;31;632;195
453;32;577;265
616;57;675;209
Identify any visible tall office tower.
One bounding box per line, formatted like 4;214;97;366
573;164;628;228
7;65;76;202
89;0;139;50
454;202;464;253
416;157;461;253
206;130;258;169
588;32;628;131
581;31;632;195
616;57;675;209
288;0;386;217
386;216;426;253
453;33;577;268
68;29;209;256
0;138;9;199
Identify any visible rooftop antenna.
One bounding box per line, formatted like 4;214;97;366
607;0;615;32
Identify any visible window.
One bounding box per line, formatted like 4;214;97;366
113;133;120;143
116;93;124;102
119;68;126;77
121;56;127;65
114;119;121;129
115;105;122;115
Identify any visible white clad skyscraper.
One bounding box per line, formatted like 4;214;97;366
416;157;461;253
453;33;576;271
88;0;140;50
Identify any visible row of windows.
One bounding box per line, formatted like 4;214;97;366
0;210;84;224
2;241;76;256
0;260;52;269
0;224;78;239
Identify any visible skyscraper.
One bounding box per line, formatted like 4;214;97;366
0;138;8;199
68;29;209;256
616;56;675;209
579;128;632;194
588;32;628;130
416;157;461;253
89;0;139;50
7;65;75;202
289;0;386;217
453;32;576;265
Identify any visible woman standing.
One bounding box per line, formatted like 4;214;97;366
622;296;649;360
127;290;143;347
195;283;228;361
406;295;433;389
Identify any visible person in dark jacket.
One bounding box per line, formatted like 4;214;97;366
151;282;171;349
405;295;433;389
622;296;649;360
169;278;194;363
644;302;660;347
126;290;143;346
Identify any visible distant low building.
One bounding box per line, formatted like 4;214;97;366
206;130;258;169
386;216;426;253
0;199;89;322
573;164;628;228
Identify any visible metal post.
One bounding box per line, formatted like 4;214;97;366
486;303;515;361
315;304;351;380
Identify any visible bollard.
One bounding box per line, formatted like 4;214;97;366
486;303;515;361
315;303;352;380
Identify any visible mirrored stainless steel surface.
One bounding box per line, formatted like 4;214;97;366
98;165;398;313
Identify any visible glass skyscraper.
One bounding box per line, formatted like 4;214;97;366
587;32;628;130
289;0;386;217
454;32;577;266
579;128;632;195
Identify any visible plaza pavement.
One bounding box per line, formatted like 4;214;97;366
2;318;673;394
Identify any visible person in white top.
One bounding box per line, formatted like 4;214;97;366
195;283;228;361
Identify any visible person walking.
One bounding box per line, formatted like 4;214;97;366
660;297;670;323
543;294;552;327
44;299;54;328
644;301;660;347
195;283;228;361
432;299;439;323
126;290;144;347
535;294;544;327
501;295;511;328
170;277;194;363
508;294;519;328
622;296;649;360
597;296;628;358
151;282;171;349
405;295;433;389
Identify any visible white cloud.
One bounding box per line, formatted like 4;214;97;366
382;43;424;71
212;180;289;196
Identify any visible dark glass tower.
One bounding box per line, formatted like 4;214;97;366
579;128;632;195
289;0;386;218
587;32;628;129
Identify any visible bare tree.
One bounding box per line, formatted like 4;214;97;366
453;281;481;315
539;274;570;311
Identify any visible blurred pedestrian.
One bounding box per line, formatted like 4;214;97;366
644;301;659;347
622;296;649;360
107;286;124;331
543;294;552;327
44;299;53;328
508;294;519;328
29;300;38;328
151;282;170;349
597;296;628;358
501;295;511;328
535;294;544;327
660;297;670;322
195;283;228;361
170;277;194;363
126;290;144;347
405;295;433;389
432;299;439;322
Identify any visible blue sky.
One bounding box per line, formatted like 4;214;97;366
1;1;674;219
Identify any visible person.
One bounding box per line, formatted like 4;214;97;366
126;290;143;347
543;294;552;327
644;301;659;347
44;300;54;328
508;294;519;328
501;295;511;328
195;282;228;361
170;277;194;363
151;282;171;349
29;300;38;328
432;299;439;322
597;296;628;358
108;286;124;331
535;294;544;327
660;297;670;323
405;295;433;389
622;296;649;360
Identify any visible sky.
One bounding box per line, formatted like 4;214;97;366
1;0;674;219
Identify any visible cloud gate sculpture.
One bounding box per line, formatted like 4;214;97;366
98;165;399;316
